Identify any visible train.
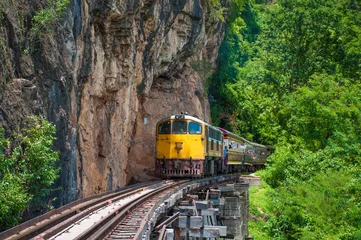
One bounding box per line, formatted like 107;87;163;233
155;113;273;178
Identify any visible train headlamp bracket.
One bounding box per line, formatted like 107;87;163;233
175;142;183;151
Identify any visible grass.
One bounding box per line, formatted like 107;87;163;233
248;170;274;240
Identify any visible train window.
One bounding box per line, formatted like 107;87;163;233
209;128;215;139
214;131;221;141
189;122;202;134
158;121;170;134
172;121;187;134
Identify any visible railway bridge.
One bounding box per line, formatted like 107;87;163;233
0;175;260;240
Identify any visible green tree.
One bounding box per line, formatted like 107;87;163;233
0;116;59;231
210;0;361;238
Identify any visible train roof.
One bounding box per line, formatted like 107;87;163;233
218;127;271;149
251;142;267;149
218;127;251;143
157;114;220;131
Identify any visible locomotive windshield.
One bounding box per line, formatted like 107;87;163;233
189;122;202;134
172;121;187;134
158;121;170;134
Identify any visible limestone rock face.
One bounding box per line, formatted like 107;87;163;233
0;0;226;205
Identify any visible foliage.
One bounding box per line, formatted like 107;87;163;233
208;0;228;22
0;116;59;231
264;170;361;239
30;0;71;41
210;0;361;238
248;173;285;240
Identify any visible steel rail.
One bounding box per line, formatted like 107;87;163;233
34;187;150;240
1;181;159;240
74;181;188;240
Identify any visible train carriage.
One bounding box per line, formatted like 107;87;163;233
245;142;268;171
155;113;223;178
218;128;255;172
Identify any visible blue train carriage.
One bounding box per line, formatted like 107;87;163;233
218;128;255;172
155;113;223;178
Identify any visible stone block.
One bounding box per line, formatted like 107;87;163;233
204;226;227;236
203;227;220;238
224;197;240;203
178;216;188;228
190;216;203;229
188;229;201;237
166;229;174;240
221;209;241;217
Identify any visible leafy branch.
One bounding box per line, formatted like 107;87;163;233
0;116;60;231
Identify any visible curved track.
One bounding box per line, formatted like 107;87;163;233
52;180;186;240
0;175;240;240
0;181;160;240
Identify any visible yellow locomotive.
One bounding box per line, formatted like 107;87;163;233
155;113;223;177
155;113;272;178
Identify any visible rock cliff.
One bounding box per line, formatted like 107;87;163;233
0;0;226;205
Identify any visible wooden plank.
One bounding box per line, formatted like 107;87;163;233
188;195;199;200
192;200;199;216
195;201;208;209
209;199;225;205
157;225;166;240
201;208;219;216
154;212;180;232
219;186;235;192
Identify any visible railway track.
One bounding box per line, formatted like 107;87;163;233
0;181;162;240
0;175;240;240
50;180;187;240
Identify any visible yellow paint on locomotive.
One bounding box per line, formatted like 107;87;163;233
156;117;222;161
156;120;206;161
156;131;205;160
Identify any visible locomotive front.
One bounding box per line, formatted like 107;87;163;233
155;113;206;178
